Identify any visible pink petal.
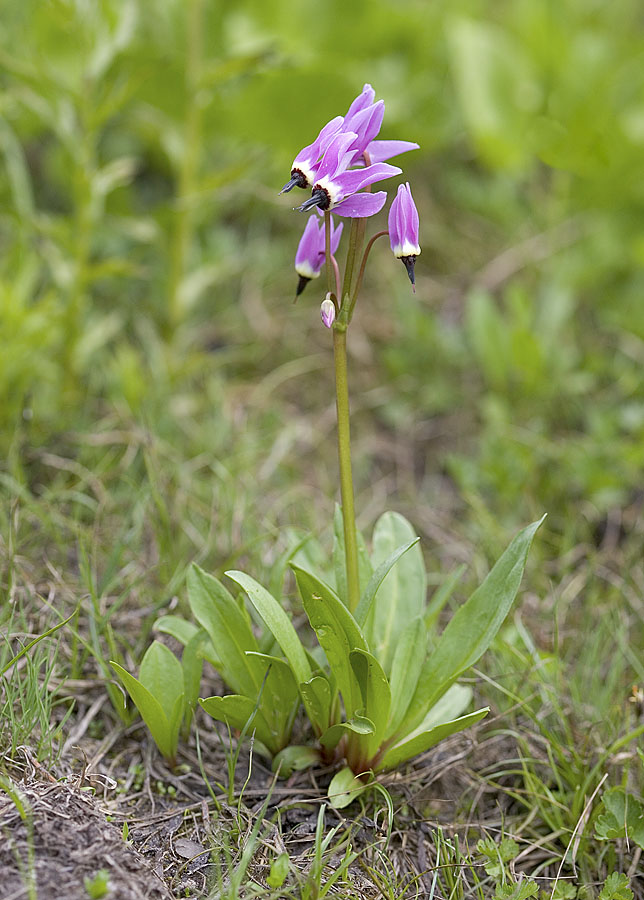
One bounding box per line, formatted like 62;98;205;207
315;131;358;180
332;192;388;218
334;162;401;198
344;84;376;122
366;140;420;164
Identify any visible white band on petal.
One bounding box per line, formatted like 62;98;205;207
392;241;421;259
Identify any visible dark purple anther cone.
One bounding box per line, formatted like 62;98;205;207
401;256;417;289
298;189;330;212
281;169;309;194
295;274;311;298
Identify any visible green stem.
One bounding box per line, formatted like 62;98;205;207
323;213;361;612
340;217;362;311
324;210;333;296
348;230;388;321
332;326;360;612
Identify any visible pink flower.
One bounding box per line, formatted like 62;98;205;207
388;182;421;289
294;214;343;297
281;84;418;196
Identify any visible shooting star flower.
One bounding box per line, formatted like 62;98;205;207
388;182;421;290
297;131;400;218
294;214;343;297
281;84;418;194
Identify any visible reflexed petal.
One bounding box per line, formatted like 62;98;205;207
344;84;376;123
332;191;388;218
293;116;344;169
333;162;401;197
346;101;384;154
314;131;359;181
367;139;420;164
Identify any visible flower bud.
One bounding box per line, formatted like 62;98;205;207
388;182;421;291
320;295;336;328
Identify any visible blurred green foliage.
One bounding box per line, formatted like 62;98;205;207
1;0;643;545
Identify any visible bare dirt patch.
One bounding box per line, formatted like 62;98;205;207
0;775;173;900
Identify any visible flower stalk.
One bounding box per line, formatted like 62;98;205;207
325;213;361;613
288;84;422;615
332;325;361;613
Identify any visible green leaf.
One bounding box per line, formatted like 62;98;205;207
292;563;367;717
385;617;428;738
245;651;300;746
187;564;261;696
319;716;375;753
111;662;178;762
420;684;474;730
395;517;543;739
167;692;185;754
139;641;184;718
155;615;199;647
181;631;207;733
493;882;538;900
300;675;333;735
328;767;368;809
354;537;420;629
477;836;520;878
349;649;391;759
425;565;467;631
377;707;489;771
365;512;426;673
598;873;633;900
271;746;320;777
225;570;312;685
267;852;290;889
595;787;644;849
199;694;276;754
547;884;577;900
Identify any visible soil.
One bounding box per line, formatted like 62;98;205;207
0;773;173;900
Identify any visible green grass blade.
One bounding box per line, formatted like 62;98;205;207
0;610;76;677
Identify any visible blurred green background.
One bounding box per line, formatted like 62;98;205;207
1;0;643;577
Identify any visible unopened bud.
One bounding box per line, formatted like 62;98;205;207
320;295;336;328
